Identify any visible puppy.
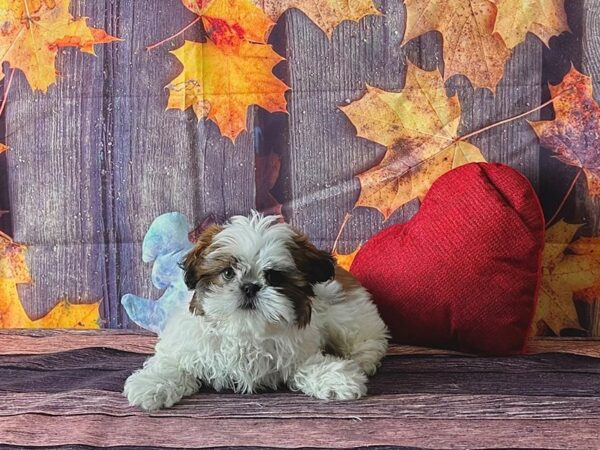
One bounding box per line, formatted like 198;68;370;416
124;212;389;410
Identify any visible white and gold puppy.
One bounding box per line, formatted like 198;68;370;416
124;212;389;410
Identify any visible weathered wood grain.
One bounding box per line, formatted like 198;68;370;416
4;345;599;377
2;415;600;449
280;0;543;254
0;447;414;450
527;337;600;357
1;335;600;449
449;36;543;185
280;0;413;253
0;329;156;355
95;0;257;328
2;346;599;397
4;0;110;322
3;0;257;328
581;0;600;336
5;389;600;420
1;330;600;358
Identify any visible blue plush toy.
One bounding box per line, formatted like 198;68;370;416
121;212;195;334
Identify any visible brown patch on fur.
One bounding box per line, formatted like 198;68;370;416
189;292;205;316
334;266;362;292
181;224;223;290
181;224;223;316
276;283;313;328
289;231;335;285
266;268;314;328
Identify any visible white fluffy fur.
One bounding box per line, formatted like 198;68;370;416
124;212;389;410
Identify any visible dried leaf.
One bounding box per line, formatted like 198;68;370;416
256;150;282;216
334;246;361;271
0;231;30;283
0;232;100;328
493;0;569;49
0;0;118;92
181;0;213;15
569;237;600;305
536;221;600;335
530;67;600;195
198;0;274;44
167;39;288;141
53;23;120;55
340;63;486;220
403;0;511;90
253;0;381;37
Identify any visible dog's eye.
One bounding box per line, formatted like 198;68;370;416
221;267;235;280
264;269;285;286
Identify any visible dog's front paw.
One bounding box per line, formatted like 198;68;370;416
124;369;189;411
292;355;368;401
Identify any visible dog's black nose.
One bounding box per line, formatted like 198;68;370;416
242;283;261;297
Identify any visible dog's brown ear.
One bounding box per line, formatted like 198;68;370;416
290;232;335;284
180;224;222;290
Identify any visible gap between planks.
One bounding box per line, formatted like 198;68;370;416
0;330;599;358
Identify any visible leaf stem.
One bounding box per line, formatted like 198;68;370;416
545;168;583;229
456;87;575;143
146;16;201;51
332;212;352;253
0;69;15;117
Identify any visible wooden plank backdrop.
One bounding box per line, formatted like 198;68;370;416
3;0;256;328
0;0;599;333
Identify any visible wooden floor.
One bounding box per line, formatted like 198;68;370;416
0;331;599;449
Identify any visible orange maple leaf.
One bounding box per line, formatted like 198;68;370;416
535;221;600;336
0;0;119;92
183;0;274;44
402;0;511;91
333;246;361;271
252;0;381;37
340;63;486;220
167;0;288;140
167;39;288;141
529;67;600;196
0;231;100;329
493;0;569;49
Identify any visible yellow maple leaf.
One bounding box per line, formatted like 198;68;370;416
568;237;600;305
0;0;118;92
333;245;361;271
535;221;600;335
32;299;100;328
493;0;569;49
340;63;486;220
403;0;511;91
0;232;100;329
0;231;30;283
167;39;289;141
253;0;381;37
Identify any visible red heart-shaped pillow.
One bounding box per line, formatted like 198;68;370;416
350;163;544;355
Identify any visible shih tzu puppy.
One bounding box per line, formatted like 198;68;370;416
124;212;389;410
